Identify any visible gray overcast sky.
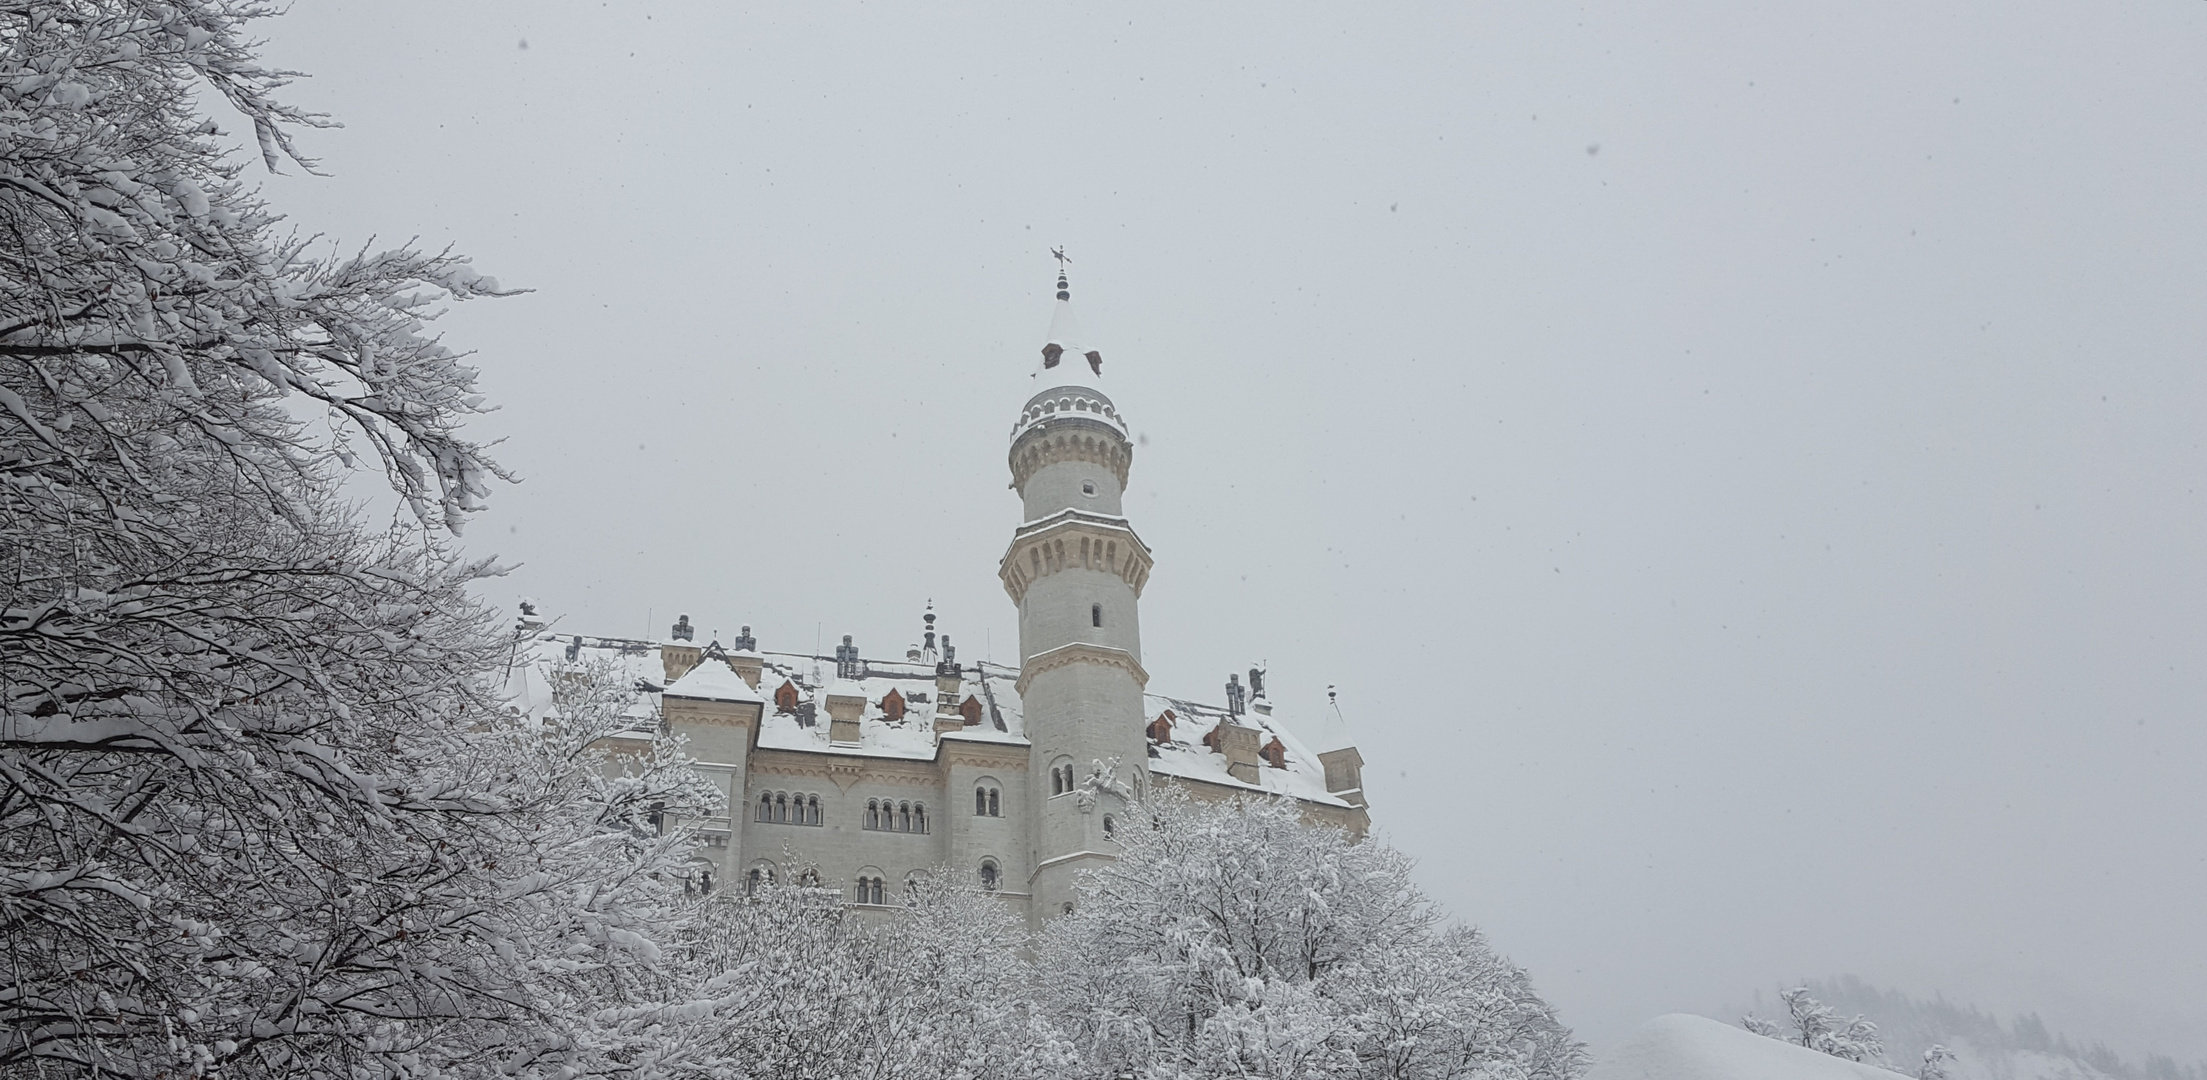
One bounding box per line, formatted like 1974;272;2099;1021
250;0;2205;1059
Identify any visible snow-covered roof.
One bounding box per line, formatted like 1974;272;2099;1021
504;615;1355;810
502;623;1025;761
500;630;665;736
664;658;763;704
1143;692;1356;809
1035;296;1103;391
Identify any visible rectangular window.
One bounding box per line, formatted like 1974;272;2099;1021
1092;603;1103;627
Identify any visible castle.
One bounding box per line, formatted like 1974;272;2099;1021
505;268;1368;923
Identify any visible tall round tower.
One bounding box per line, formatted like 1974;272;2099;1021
1000;260;1152;922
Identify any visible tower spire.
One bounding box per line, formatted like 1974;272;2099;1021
1040;248;1103;381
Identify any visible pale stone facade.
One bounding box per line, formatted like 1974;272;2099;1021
505;279;1368;924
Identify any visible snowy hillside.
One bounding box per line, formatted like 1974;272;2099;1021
1589;1015;1914;1080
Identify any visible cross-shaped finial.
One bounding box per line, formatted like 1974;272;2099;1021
1051;246;1071;266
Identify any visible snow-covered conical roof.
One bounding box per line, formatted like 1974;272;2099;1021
1033;262;1103;391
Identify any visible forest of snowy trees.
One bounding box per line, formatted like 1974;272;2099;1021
1757;979;2207;1080
0;2;1582;1076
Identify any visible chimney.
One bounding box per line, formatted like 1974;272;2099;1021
660;613;703;682
727;626;763;689
1216;719;1262;785
1225;673;1246;717
834;634;864;681
825;682;866;746
933;634;966;733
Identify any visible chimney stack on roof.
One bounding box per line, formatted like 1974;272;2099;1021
835;634;864;681
733;625;756;653
671;614;694;642
1225;673;1246;718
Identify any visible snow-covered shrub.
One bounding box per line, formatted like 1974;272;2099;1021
1036;790;1584;1080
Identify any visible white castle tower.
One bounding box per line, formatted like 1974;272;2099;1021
999;257;1153;920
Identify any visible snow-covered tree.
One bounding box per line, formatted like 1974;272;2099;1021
1744;988;1886;1064
1918;1043;1956;1080
1036;791;1584;1080
637;870;1070;1080
0;3;727;1075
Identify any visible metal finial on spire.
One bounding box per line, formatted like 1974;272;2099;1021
1052;247;1071;300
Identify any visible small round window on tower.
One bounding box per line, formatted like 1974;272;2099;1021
1081;480;1097;497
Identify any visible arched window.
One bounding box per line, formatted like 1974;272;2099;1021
898;801;912;833
774;792;788;823
864;799;878;830
1103;814;1117;839
978;860;1000;892
806;795;821;825
756;793;771;822
1050;769;1062;796
799;868;820;887
856;875;886;906
988;788;1000;817
699;868;713;895
913;803;926;834
746;868;762;896
904;873;919;906
1092;603;1103;628
976;787;988;815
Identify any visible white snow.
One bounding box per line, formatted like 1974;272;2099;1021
1588;1015;1915;1080
664;660;763;704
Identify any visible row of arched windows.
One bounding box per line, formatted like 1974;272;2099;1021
974;784;1001;816
736;864;1007;904
744;865;821;895
755;791;823;825
1048;763;1077;796
863;799;927;833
